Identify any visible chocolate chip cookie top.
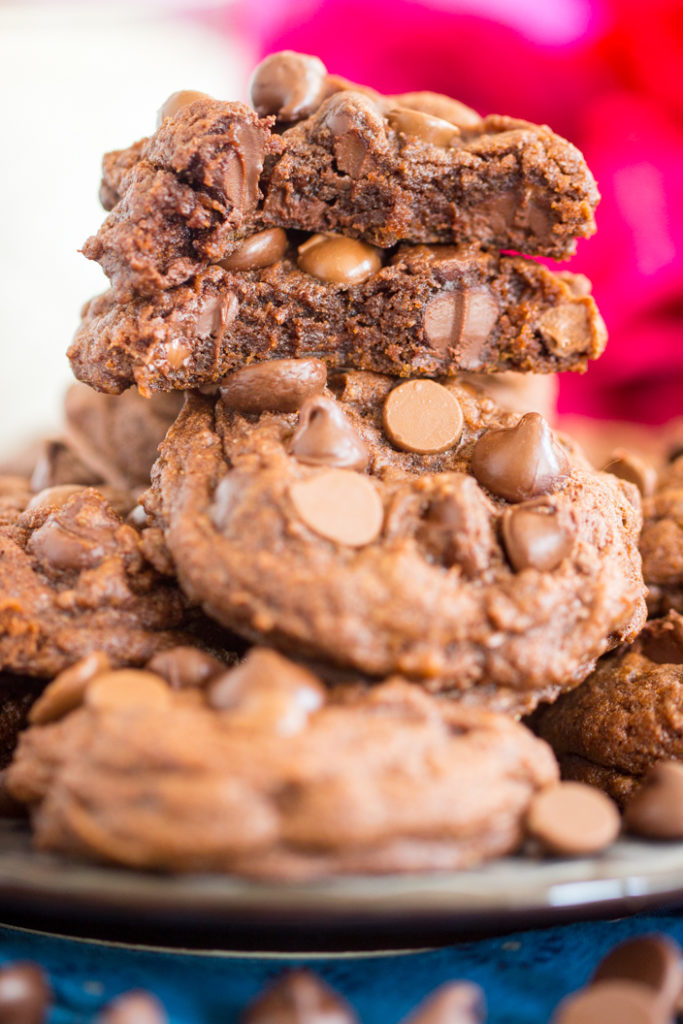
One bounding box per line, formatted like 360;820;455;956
0;482;193;677
7;647;558;877
144;367;645;713
529;613;683;807
86;53;598;302
70;244;605;396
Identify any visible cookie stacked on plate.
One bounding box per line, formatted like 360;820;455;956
3;52;653;877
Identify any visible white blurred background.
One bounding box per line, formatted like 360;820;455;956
0;1;253;457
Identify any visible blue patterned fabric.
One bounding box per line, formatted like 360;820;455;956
2;912;683;1023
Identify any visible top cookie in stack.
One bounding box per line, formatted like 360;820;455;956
69;51;606;396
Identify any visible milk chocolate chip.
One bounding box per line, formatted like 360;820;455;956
220;358;327;413
423;288;499;368
320;91;386;177
592;935;683;1017
97;991;167;1024
297;234;382;285
388;107;460;147
502;501;573;572
383;381;464;455
0;963;51;1024
220;228;288;272
389;90;481;128
624;762;683;839
250;51;327;121
27;494;119;572
147;647;226;690
86;670;172;712
157;90;210;126
290;470;383;547
538;302;594;357
552;981;665;1024
244;969;356;1024
603;449;657;498
290;396;369;470
471;413;570;503
29;651;111;725
419;477;497;575
403;983;486;1024
196;292;239;340
526;781;620;856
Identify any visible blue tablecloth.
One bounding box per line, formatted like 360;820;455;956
2;912;683;1023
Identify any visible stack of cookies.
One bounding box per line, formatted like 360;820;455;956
1;52;667;879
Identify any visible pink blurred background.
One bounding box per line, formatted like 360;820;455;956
227;0;683;424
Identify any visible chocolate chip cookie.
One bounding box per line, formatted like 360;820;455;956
0;482;192;676
70;244;604;395
7;647;558;876
85;53;598;303
144;364;645;713
529;614;683;806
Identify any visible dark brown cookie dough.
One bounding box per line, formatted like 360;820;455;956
87;55;598;302
144;365;645;712
529;614;683;807
69;245;604;395
0;482;193;677
7;647;558;877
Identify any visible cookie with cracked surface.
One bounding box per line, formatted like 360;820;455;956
0;482;195;677
144;366;646;712
7;647;558;877
529;614;683;807
69;244;604;396
88;56;598;302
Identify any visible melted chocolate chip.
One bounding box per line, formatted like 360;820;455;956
470;413;571;503
320;92;386;178
27;493;121;572
220;228;288;272
423;288;498;368
502;501;573;572
289;396;369;470
250;51;327;122
419;477;496;576
196;292;239;340
219;358;327;414
538;302;594;357
387;107;460;147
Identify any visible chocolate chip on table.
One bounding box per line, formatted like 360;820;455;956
592;935;683;1018
502;501;573;572
97;990;167;1024
526;781;620;856
29;651;111;725
156;90;210;126
402;982;486;1024
289;469;383;547
242;969;356;1024
552;979;667;1024
0;962;51;1024
623;761;683;840
470;413;570;503
602;448;657;498
383;381;464;455
220;228;289;272
387;107;460;147
146;647;226;690
290;396;369;470
219;358;327;414
249;51;327;122
423;288;499;368
297;234;382;285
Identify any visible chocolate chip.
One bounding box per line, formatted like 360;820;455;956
289;470;383;547
196;292;239;340
243;969;356;1024
297;234;382;286
165;338;191;371
219;358;327;414
538;302;594;357
208;649;324;736
26;484;85;512
419;477;497;575
29;651;111;725
250;51;327;121
0;963;51;1024
423;288;498;368
86;671;172;712
526;782;620;856
603;449;657;498
388;107;460;147
592;935;683;1018
220;122;267;213
290;396;369;470
97;991;167;1024
552;980;665;1024
471;413;571;503
157;90;210;126
402;982;486;1024
146;647;225;690
383;381;464;455
220;228;288;272
320;91;386;177
502;501;573;572
389;90;481;128
27;496;118;572
624;762;683;840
